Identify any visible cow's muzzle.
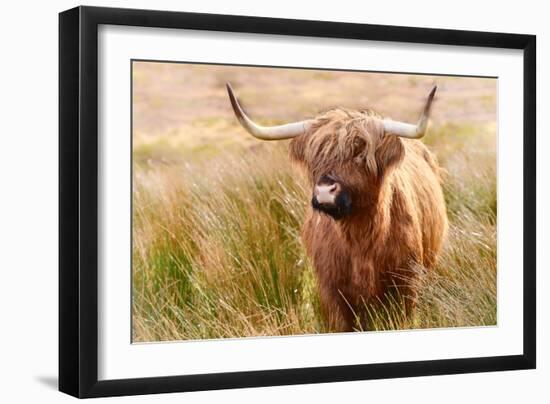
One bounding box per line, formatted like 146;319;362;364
312;175;352;220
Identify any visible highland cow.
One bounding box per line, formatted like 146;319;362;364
227;83;448;331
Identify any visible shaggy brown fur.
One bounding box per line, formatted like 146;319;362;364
289;108;448;331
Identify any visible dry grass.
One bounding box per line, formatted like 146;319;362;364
133;145;324;340
132;126;496;342
131;62;496;342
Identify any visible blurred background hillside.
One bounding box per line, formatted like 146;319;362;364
132;62;496;165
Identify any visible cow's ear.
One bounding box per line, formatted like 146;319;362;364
288;135;307;163
375;135;405;175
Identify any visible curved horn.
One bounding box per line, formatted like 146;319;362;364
226;82;312;141
382;86;437;139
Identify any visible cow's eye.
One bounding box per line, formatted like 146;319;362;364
352;137;366;157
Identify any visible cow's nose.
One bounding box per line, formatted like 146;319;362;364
314;182;340;204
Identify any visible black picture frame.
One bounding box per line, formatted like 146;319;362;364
59;5;536;398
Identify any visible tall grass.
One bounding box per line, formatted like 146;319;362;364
132;125;496;342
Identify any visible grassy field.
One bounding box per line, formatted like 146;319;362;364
131;62;497;342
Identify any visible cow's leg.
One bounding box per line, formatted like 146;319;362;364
386;262;421;319
402;285;418;317
318;286;355;332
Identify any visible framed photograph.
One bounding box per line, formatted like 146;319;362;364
59;6;536;398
